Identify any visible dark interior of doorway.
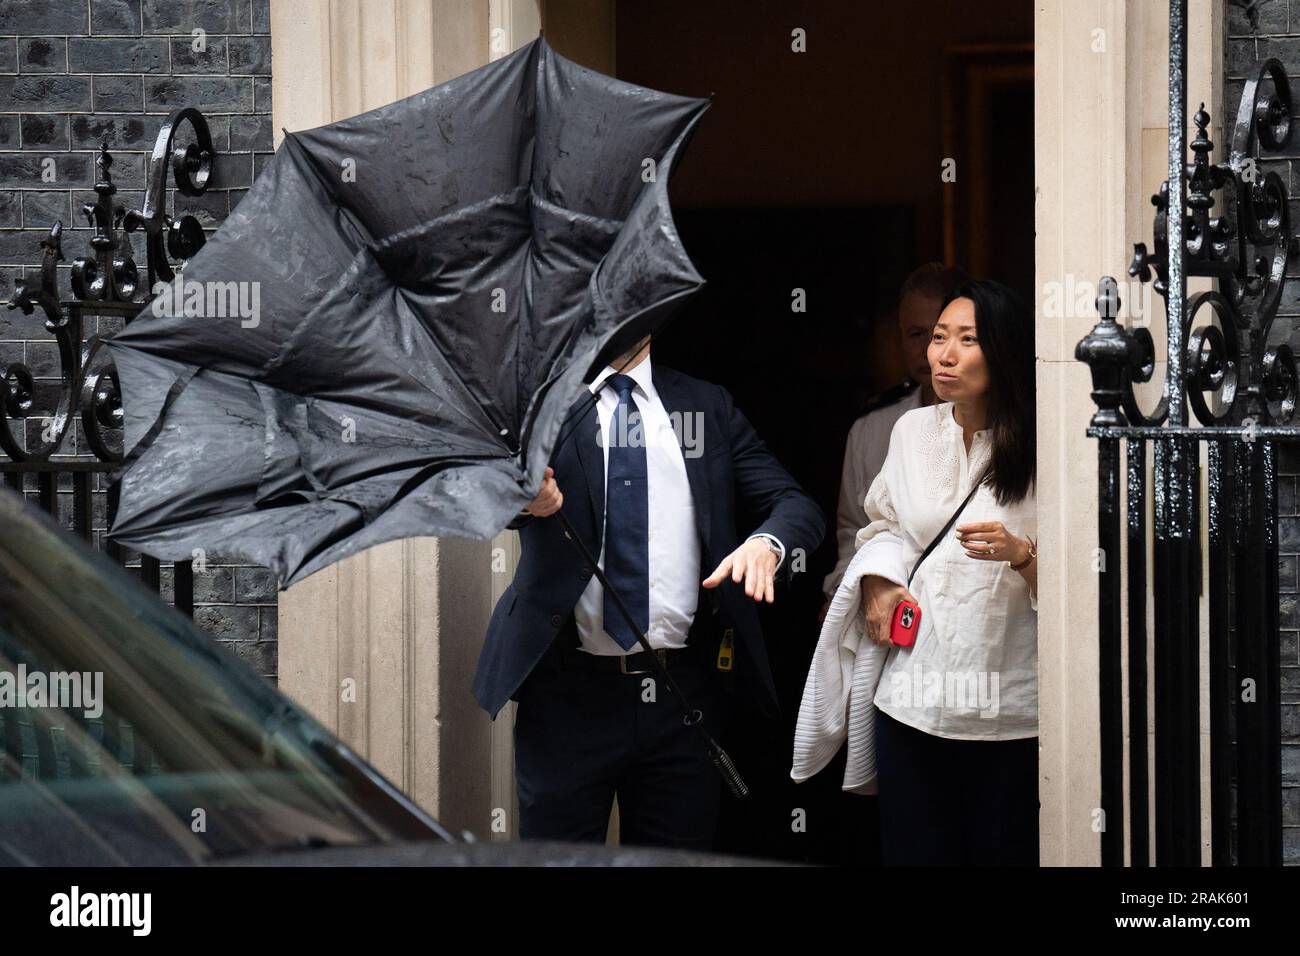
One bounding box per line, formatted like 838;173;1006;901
596;0;1037;863
652;207;914;863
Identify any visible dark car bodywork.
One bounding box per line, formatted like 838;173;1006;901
0;490;771;867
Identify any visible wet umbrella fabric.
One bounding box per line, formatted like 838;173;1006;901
105;38;709;588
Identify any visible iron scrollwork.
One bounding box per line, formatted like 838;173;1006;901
1078;59;1300;430
1077;17;1292;868
124;107;214;292
71;145;139;304
2;108;215;464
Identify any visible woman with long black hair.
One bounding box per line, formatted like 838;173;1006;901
793;278;1039;865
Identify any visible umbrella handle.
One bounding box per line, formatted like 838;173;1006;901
707;738;750;801
551;508;750;800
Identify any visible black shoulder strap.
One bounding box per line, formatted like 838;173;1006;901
906;468;987;588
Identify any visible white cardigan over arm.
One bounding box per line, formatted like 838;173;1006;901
791;526;909;794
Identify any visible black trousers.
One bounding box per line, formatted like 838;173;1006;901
513;632;724;850
874;707;1039;866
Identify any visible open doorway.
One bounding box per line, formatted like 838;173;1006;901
545;0;1034;863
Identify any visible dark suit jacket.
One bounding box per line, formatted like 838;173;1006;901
471;363;825;720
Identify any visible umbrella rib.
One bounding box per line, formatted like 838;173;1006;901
112;363;201;474
363;186;536;449
514;188;624;429
391;284;519;452
281;132;379;248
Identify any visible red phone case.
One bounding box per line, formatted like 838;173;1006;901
890;599;921;647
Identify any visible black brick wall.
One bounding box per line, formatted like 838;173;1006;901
0;0;278;679
1226;0;1300;864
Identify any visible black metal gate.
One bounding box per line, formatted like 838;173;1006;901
1;109;218;618
1077;1;1292;865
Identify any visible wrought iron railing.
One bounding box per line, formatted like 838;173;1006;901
1077;1;1294;865
1;108;218;618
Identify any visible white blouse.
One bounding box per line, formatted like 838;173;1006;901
854;402;1038;740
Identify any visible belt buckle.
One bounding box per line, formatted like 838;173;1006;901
620;648;665;675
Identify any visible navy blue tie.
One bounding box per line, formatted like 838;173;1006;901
602;373;649;651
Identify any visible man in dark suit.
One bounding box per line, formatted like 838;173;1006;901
472;336;824;850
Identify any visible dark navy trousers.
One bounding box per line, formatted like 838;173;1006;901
513;627;724;850
874;706;1039;866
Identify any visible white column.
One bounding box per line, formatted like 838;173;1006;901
1034;0;1220;865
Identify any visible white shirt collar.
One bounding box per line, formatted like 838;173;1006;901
941;401;990;438
589;353;654;397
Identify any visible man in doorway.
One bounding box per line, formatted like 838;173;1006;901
820;262;969;612
473;335;824;849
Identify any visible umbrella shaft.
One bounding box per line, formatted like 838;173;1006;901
551;508;747;798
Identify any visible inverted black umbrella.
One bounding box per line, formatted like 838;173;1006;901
105;38;748;796
106;36;706;584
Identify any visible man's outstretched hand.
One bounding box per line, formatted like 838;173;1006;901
703;537;778;604
526;466;563;517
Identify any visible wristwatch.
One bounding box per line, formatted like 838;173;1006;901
1008;535;1037;571
748;534;782;565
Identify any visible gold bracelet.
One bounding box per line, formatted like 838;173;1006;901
1008;535;1037;571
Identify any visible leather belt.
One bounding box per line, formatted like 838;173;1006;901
561;643;704;675
548;609;715;675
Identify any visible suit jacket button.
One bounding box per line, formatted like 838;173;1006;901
550;613;563;628
579;567;592;580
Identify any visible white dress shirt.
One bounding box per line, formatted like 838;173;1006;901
822;387;924;598
854;402;1038;739
574;356;783;655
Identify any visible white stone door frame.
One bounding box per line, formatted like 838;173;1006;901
1033;0;1222;865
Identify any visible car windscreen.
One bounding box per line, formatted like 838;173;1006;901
0;502;444;865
